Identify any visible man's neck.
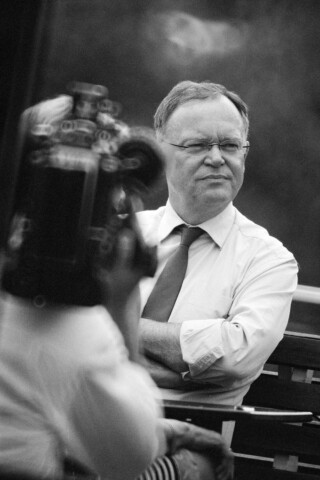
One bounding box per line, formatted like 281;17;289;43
168;197;230;225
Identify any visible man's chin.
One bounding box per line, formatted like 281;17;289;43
203;190;231;207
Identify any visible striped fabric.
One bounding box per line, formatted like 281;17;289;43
136;455;179;480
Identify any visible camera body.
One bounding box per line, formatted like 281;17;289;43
2;82;163;305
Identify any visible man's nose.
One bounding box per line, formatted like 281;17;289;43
203;144;225;166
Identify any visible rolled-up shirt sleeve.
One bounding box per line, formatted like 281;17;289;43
180;250;298;385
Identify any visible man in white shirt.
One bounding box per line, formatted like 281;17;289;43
138;80;298;406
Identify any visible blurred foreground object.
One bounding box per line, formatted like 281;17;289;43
1;82;164;306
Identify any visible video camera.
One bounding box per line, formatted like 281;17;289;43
1;82;163;306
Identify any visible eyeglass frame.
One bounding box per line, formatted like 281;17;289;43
162;140;250;156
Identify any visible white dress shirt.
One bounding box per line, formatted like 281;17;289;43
138;201;298;405
0;294;162;479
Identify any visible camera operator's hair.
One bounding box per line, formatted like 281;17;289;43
154;80;249;137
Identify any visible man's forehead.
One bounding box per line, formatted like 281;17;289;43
166;97;245;137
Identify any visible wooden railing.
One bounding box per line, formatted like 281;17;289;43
293;284;320;304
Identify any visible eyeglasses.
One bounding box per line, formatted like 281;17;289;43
164;140;250;157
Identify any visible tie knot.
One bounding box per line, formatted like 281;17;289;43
180;225;203;247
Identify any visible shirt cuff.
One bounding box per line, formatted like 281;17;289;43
180;319;225;378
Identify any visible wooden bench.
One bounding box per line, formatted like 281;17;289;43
232;330;320;479
163;330;320;480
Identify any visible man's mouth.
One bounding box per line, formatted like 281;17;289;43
200;174;228;180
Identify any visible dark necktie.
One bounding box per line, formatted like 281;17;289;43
142;225;203;322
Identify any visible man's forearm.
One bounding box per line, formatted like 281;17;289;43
139;318;188;373
143;356;187;388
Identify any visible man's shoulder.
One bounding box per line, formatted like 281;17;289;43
234;209;272;239
234;209;295;260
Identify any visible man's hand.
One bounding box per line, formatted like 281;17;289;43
142;356;187;388
160;418;234;480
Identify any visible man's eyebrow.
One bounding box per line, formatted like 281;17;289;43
182;135;211;143
184;135;242;144
220;136;242;141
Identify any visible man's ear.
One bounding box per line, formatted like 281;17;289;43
244;140;250;160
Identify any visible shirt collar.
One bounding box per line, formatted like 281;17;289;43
159;200;235;248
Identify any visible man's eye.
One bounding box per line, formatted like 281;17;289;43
184;143;207;153
221;143;239;151
186;143;204;148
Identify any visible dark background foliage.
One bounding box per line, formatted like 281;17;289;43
1;0;320;331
